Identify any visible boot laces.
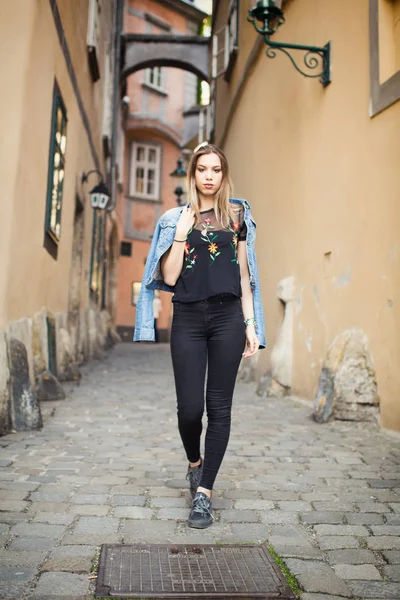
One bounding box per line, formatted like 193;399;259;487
192;493;211;515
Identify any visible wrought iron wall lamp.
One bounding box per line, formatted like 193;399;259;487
247;0;331;87
170;158;187;206
81;169;112;210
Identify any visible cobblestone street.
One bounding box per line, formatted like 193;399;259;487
0;343;399;599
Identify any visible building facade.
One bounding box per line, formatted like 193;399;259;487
116;0;207;341
0;0;123;434
211;0;400;432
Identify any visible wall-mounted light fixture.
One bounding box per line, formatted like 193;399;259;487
81;169;111;210
170;158;187;206
247;0;331;87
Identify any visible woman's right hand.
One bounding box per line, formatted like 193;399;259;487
175;205;195;239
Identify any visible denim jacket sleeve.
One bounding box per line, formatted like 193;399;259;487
133;210;179;342
133;221;161;342
243;207;266;349
250;244;266;349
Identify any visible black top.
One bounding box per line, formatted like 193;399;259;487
173;207;247;303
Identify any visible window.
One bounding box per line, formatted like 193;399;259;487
144;67;166;91
130;143;161;200
120;241;132;257
212;0;239;81
370;0;400;115
45;82;67;243
379;0;400;80
87;0;101;81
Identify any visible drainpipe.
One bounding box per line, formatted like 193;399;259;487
110;0;124;211
102;0;123;311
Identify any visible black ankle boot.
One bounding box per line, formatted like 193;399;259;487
188;491;213;529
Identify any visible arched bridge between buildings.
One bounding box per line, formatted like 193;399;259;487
121;34;210;82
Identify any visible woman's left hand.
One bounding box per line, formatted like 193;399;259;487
242;325;260;358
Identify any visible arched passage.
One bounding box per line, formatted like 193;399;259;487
121;34;210;82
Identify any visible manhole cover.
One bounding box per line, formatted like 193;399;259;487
95;544;296;599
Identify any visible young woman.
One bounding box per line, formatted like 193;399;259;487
158;142;265;528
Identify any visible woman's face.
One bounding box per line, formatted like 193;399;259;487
194;152;223;198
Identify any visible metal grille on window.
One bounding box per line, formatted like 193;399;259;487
45;83;67;242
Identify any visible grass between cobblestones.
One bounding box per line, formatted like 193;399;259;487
90;546;101;575
88;546;101;598
267;545;301;599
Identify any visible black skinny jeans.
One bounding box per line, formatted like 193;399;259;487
170;295;246;491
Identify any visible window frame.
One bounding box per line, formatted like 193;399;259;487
45;81;68;244
212;0;239;81
120;241;132;257
87;0;101;81
369;0;400;116
144;66;166;93
129;142;161;201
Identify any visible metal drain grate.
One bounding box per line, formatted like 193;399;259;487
96;544;296;599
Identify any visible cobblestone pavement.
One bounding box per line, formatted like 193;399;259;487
0;343;400;599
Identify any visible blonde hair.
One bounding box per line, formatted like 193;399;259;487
186;143;239;229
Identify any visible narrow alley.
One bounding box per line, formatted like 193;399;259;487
0;344;399;599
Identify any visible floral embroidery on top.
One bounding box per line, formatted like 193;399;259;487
183;228;197;270
228;221;240;264
200;217;221;266
174;207;247;303
182;212;244;274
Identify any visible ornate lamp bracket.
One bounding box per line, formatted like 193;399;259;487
247;1;331;87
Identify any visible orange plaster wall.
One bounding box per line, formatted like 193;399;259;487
116;0;203;337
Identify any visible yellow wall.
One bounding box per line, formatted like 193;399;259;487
215;0;400;431
0;1;37;329
0;0;112;327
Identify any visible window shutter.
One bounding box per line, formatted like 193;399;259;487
212;1;239;79
212;25;228;79
87;0;101;81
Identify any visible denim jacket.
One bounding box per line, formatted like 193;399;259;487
134;198;266;348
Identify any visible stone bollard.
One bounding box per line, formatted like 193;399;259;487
0;332;11;434
32;308;49;380
8;338;42;431
57;327;81;382
7;318;35;387
257;276;294;397
35;370;66;401
313;328;380;423
271;276;294;389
